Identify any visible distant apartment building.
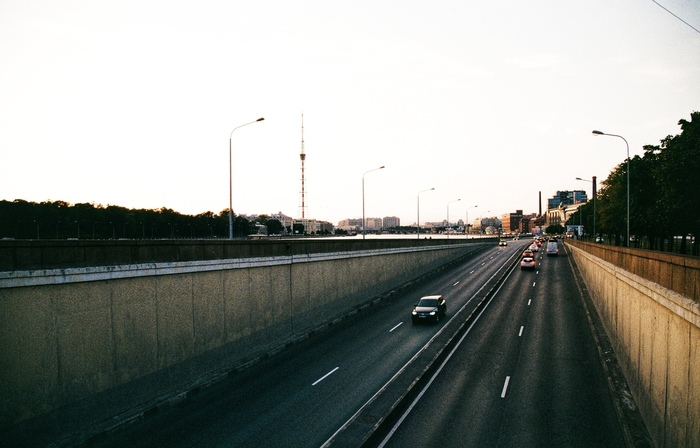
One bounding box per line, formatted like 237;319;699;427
337;218;362;232
269;212;293;231
363;217;382;231
501;210;523;233
382;216;400;229
547;190;587;209
295;218;333;234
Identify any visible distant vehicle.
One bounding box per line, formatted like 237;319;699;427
498;240;507;246
546;241;559;256
520;257;536;270
529;243;539;252
522;249;534;258
411;295;446;324
595;236;604;243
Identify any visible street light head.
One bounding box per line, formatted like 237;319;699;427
592;130;604;136
256;117;265;122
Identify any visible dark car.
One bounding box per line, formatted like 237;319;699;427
411;295;446;324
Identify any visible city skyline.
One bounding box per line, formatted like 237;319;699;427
2;1;698;226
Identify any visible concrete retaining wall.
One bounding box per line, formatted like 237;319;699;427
567;242;700;448
0;242;487;438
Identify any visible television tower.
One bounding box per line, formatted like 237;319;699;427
299;114;307;219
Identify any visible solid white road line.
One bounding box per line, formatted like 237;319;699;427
519;326;524;337
313;367;339;386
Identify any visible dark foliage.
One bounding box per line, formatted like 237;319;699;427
570;111;700;255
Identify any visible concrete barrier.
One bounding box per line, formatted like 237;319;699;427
567;241;700;448
0;241;489;445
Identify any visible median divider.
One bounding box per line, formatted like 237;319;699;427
325;245;525;447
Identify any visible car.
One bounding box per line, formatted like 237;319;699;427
595;236;604;243
546;241;559;256
520;257;536;270
411;295;446;324
522;249;534;258
529;243;539;252
498;240;507;246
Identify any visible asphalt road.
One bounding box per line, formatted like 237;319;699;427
372;240;625;447
89;240;626;447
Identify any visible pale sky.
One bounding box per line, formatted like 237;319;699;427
2;0;699;226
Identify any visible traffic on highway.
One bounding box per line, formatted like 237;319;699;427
92;238;626;447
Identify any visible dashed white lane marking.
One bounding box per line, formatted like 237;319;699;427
313;367;339;386
519;326;524;337
453;281;460;286
501;376;511;398
389;322;403;332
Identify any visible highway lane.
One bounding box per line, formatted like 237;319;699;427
374;240;626;447
89;241;522;447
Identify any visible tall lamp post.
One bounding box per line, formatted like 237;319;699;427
446;199;461;238
576;176;597;241
229;117;264;239
417;188;435;239
592;130;629;246
362;165;385;239
465;205;478;237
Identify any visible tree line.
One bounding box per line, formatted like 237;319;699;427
570;111;699;255
0;201;288;240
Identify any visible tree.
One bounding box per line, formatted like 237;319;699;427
545;224;565;235
264;219;284;235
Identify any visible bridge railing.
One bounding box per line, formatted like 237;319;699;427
567;239;700;304
0;237;495;271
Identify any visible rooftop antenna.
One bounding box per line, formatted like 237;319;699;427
299;114;307;219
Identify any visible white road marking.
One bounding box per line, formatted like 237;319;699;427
470;270;475;274
532;282;536;287
528;299;532;306
519;326;524;337
389;322;403;332
501;376;511;398
312;367;339;386
453;281;460;286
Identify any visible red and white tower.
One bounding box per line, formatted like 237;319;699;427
299;114;307;219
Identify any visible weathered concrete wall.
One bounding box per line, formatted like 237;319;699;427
567;242;700;448
0;242;486;438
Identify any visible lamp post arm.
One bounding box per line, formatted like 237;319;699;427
229;117;264;239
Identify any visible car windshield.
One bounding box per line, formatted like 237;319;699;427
417;298;438;307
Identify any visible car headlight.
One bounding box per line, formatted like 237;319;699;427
429;311;436;315
412;310;417;315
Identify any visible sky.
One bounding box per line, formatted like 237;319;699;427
1;0;699;227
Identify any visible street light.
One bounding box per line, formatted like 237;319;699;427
417;188;435;239
592;130;629;246
362;165;385;239
446;199;461;238
465;205;478;237
576;176;597;240
229;117;265;239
